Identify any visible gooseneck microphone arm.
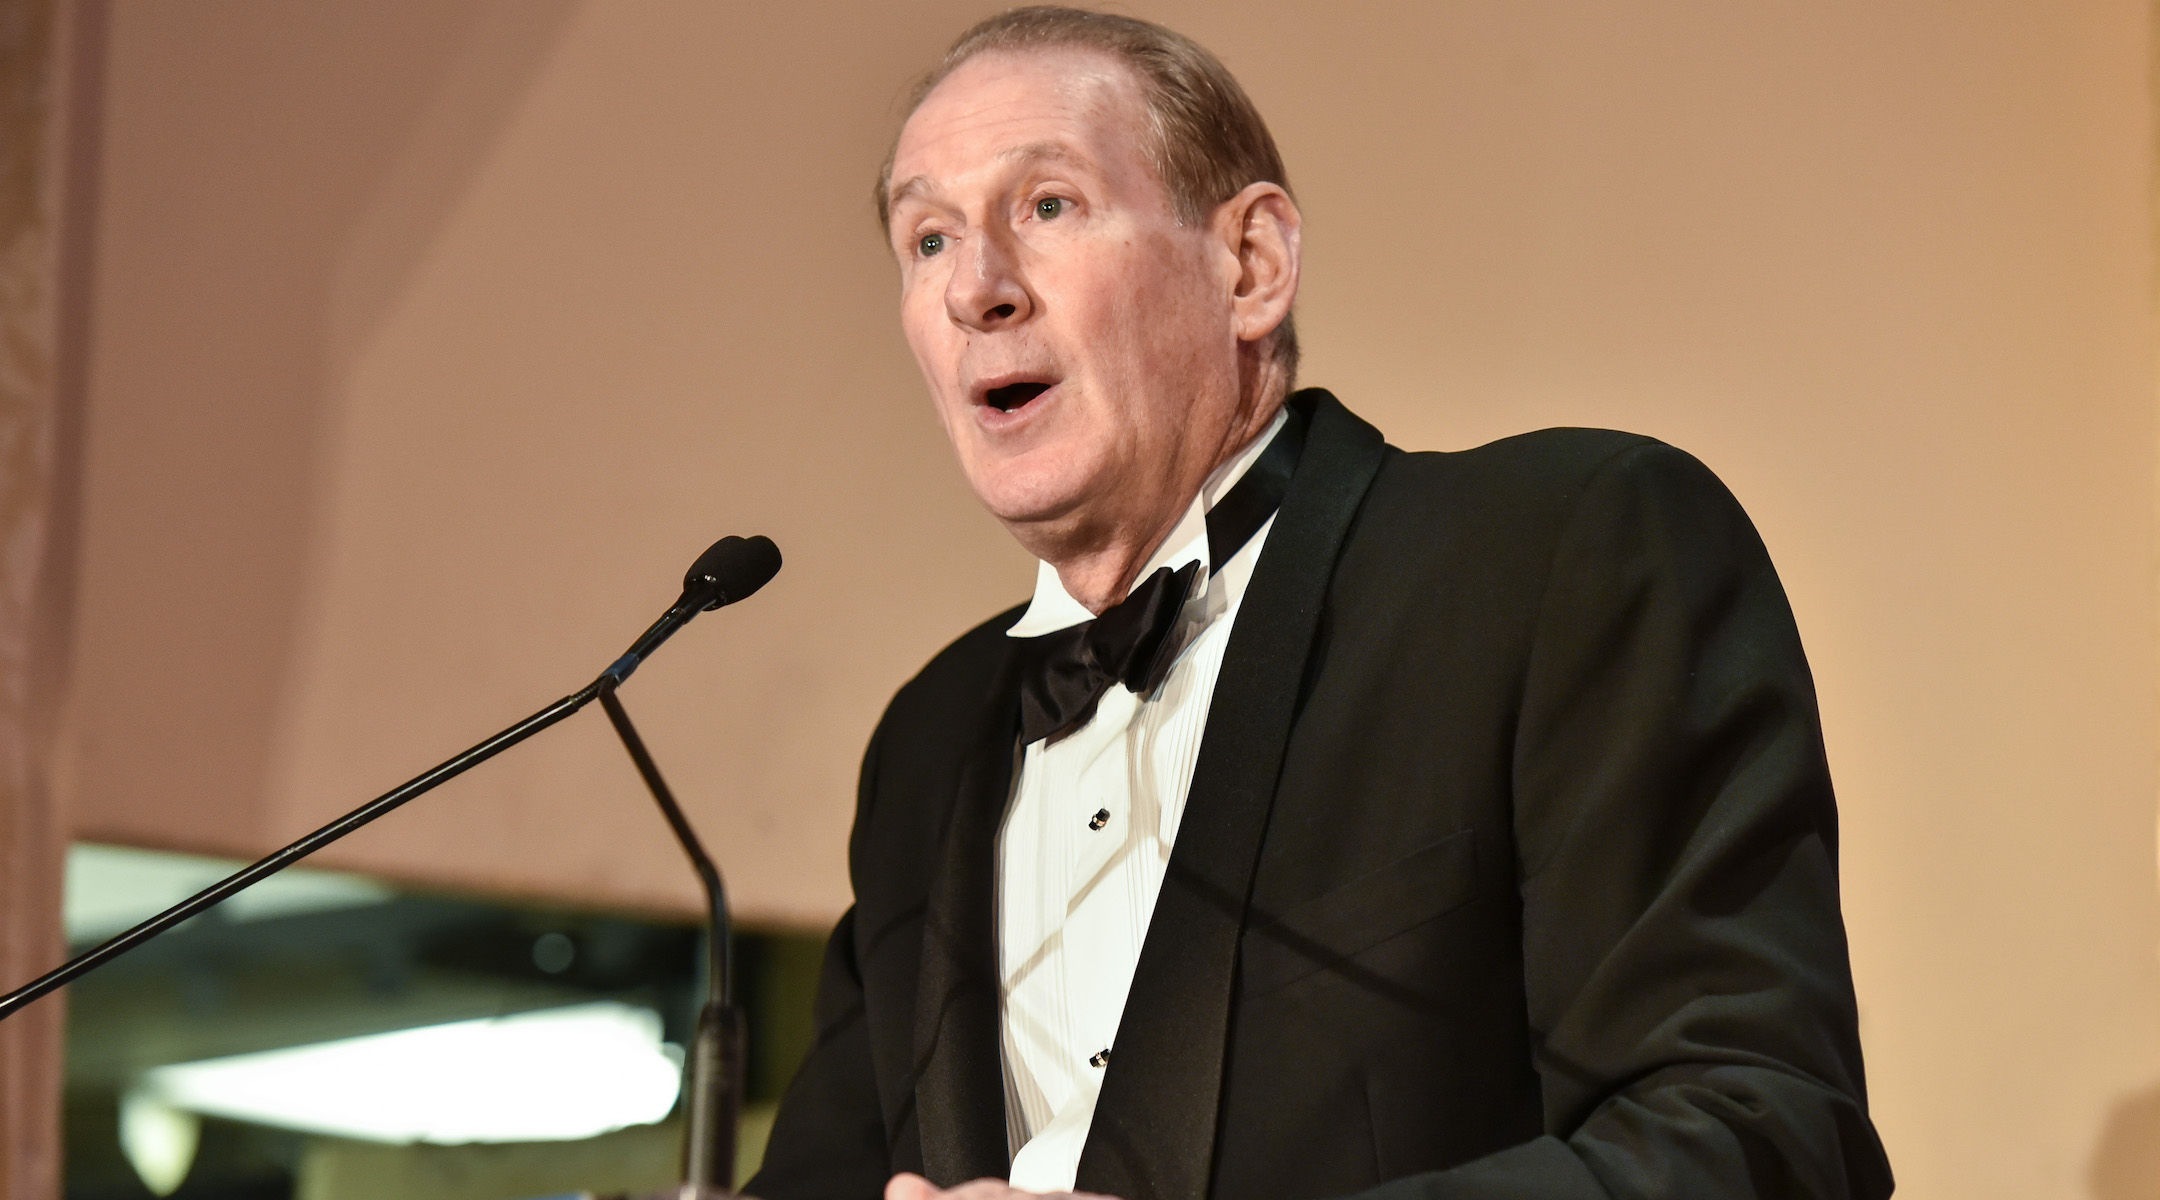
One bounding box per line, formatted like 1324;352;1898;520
0;534;783;1052
0;681;604;1022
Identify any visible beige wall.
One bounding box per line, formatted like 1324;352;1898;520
2;0;96;1193
45;2;2157;1198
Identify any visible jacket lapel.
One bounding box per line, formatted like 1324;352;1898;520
913;641;1026;1185
1074;391;1388;1200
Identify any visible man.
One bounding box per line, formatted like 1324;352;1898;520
749;8;1893;1200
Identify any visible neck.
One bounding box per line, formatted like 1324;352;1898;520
1046;364;1291;613
1049;514;1190;615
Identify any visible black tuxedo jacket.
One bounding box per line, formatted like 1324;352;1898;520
748;391;1893;1200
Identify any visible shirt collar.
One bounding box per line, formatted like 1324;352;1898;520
1006;406;1290;638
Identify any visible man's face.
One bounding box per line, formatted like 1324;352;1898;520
885;49;1247;553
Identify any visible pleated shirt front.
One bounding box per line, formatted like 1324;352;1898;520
995;413;1285;1192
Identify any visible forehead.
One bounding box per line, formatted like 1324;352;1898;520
891;48;1150;192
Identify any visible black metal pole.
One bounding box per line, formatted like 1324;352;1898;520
597;680;745;1193
0;681;603;1023
598;682;729;1006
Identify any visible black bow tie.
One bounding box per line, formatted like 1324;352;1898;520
1015;405;1307;745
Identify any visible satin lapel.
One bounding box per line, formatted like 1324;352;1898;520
1074;391;1387;1200
913;640;1026;1185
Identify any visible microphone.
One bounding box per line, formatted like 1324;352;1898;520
0;534;781;1029
3;530;782;1194
605;535;782;685
590;537;782;1195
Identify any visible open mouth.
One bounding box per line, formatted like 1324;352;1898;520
984;381;1052;413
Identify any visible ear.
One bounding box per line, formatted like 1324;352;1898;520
1214;181;1302;347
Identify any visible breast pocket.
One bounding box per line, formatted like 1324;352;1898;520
1238;828;1479;997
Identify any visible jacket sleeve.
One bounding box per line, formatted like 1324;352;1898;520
1366;441;1892;1200
745;730;895;1200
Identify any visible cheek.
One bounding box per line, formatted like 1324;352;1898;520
1114;243;1222;343
900;290;963;395
1084;247;1231;410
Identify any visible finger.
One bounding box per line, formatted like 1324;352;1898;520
887;1172;940;1200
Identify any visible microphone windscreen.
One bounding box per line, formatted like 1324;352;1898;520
684;535;783;608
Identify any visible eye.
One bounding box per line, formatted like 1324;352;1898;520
916;232;946;258
1034;196;1066;220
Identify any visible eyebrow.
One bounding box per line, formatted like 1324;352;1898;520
886;174;935;216
885;142;1093;218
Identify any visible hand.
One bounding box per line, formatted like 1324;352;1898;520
885;1172;1123;1200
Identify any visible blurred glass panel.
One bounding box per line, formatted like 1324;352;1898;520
62;842;822;1200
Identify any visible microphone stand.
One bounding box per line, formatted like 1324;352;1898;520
597;678;745;1197
0;536;777;1199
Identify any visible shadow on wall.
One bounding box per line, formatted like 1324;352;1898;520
2089;1083;2160;1199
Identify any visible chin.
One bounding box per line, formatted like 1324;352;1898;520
965;461;1096;531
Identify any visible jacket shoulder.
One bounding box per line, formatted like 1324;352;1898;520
888;602;1024;715
864;601;1025;773
1402;426;1668;486
1373;427;1740;528
1333;427;1760;634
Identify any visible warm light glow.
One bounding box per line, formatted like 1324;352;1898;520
141;1003;683;1144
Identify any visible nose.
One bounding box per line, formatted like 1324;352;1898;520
944;229;1033;332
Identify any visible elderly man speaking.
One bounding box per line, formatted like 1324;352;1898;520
746;8;1893;1200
